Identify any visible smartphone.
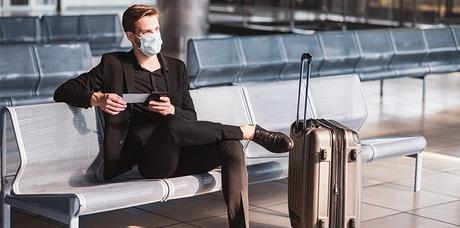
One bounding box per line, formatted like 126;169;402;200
143;92;169;106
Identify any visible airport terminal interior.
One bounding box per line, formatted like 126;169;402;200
1;0;460;227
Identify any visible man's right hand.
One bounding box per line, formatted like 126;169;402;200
91;92;127;115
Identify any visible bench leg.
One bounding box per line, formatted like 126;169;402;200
407;151;423;192
68;197;79;228
1;199;11;228
414;152;423;192
422;76;426;102
69;216;79;228
1;179;11;228
380;79;384;98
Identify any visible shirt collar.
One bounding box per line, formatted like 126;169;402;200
129;50;170;75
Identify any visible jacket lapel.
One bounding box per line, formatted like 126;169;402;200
122;51;135;93
157;54;172;94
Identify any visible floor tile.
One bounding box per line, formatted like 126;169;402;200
248;181;288;207
410;200;460;226
448;169;460;176
263;202;288;215
362;183;457;211
361;203;399;222
275;178;288;185
190;207;291;228
375;152;460;172
361;213;459;228
138;194;227;222
394;172;460;198
362;177;385;187
362;160;435;184
80;207;179;228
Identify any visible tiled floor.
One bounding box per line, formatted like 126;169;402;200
10;73;460;227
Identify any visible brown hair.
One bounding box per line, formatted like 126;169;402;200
122;4;158;33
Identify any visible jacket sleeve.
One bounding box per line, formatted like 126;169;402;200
174;62;197;121
53;55;106;108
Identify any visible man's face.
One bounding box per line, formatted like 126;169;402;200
127;15;160;48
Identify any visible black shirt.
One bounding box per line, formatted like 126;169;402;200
131;61;167;123
130;57;168;148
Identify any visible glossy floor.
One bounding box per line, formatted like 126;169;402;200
10;73;460;227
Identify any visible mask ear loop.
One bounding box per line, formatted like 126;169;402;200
128;32;142;50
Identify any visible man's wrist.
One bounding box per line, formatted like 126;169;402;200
90;92;103;107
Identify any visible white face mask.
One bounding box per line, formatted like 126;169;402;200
134;32;163;56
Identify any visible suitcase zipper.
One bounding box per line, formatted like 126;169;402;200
318;120;346;228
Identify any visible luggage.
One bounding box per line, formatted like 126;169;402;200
288;53;361;228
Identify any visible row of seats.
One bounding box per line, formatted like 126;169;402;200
0;42;92;107
0;15;125;55
187;26;460;88
1;75;425;227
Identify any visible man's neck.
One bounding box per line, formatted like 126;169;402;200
133;48;161;72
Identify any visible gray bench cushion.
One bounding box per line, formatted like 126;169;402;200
318;31;360;77
187;37;243;88
354;29;396;81
309;75;367;131
42;15;87;42
280;33;323;80
388;28;429;77
238;35;286;82
35;43;92;96
0;45;39;98
0;16;41;43
242;80;311;157
421;27;459;74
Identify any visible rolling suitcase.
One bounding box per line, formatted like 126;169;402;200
288;53;361;228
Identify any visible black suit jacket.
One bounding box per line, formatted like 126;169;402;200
54;51;197;179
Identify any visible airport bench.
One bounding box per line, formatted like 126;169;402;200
0;14;127;55
42;14;126;55
0;42;92;108
1;75;425;227
187;27;460;99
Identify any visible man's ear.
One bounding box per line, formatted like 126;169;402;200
126;32;134;43
126;32;140;48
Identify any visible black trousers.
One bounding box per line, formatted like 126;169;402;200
137;115;250;228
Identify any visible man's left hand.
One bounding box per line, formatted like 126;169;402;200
148;96;175;116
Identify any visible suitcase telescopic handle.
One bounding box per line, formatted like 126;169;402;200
295;52;313;131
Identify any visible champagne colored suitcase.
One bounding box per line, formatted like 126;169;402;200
288;53;361;228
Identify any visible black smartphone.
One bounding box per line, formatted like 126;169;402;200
143;92;169;106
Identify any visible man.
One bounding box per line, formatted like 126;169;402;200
54;4;293;227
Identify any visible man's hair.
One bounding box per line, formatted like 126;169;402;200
122;4;159;33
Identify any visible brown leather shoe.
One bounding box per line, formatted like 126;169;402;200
252;125;294;153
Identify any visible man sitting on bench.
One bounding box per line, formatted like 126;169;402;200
54;4;293;228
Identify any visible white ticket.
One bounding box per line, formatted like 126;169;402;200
122;93;149;103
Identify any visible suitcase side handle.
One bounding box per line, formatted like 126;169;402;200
295;52;313;132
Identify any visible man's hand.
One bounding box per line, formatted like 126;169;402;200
91;92;127;115
148;96;175;116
